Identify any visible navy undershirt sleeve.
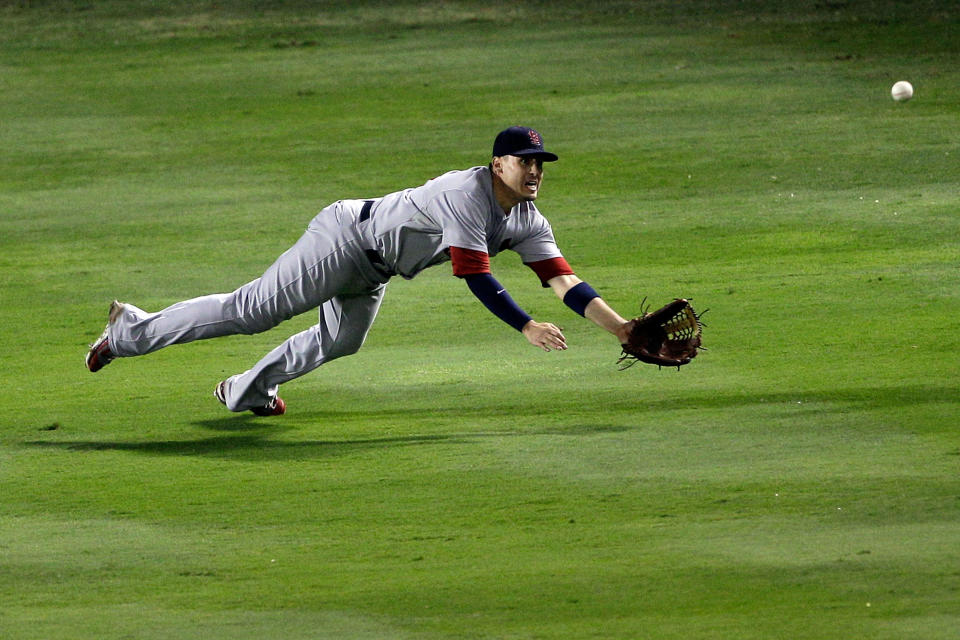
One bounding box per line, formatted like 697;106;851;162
562;281;600;317
463;273;532;332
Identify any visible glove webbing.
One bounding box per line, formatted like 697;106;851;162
663;305;700;341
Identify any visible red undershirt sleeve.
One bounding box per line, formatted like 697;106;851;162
525;257;575;287
450;246;491;277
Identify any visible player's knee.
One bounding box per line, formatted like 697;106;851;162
241;314;282;335
326;333;367;359
228;294;292;335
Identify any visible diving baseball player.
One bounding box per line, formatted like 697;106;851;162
86;126;634;416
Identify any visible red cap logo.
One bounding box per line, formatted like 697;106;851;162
528;130;542;147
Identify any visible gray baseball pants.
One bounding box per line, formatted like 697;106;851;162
107;200;390;411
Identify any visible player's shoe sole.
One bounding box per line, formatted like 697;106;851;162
214;381;286;417
85;300;124;373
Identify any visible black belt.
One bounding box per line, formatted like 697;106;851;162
360;200;392;275
359;199;374;222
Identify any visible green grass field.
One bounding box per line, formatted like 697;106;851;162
2;1;958;638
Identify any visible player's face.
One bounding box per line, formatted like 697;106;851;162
495;154;544;203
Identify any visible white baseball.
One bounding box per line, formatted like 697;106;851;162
891;80;913;102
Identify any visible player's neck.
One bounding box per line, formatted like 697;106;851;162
491;174;520;214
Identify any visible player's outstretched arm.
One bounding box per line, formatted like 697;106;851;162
462;272;567;351
546;274;632;343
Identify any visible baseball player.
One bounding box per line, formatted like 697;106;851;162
86;126;634;416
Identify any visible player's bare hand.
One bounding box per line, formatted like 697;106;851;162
614;319;635;344
522;321;567;352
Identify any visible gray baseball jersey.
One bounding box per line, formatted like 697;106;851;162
359;166;564;278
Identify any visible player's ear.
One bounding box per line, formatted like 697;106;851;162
490;156;502;176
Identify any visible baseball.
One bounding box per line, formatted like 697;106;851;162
891;80;913;102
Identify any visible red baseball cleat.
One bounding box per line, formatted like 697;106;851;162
86;301;124;372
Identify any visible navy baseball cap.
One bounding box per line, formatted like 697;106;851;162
492;126;558;162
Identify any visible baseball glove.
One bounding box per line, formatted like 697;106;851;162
618;298;704;369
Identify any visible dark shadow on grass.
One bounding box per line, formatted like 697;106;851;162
23;423;633;461
23;432;474;461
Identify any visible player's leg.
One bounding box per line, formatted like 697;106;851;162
101;204;358;360
217;286;387;412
